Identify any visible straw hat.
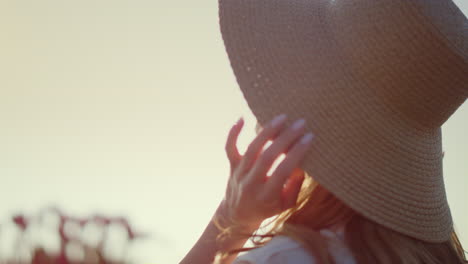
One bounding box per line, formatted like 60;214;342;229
218;0;468;242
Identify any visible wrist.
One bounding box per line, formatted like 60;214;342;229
215;200;262;232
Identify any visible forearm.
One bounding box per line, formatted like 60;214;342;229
179;202;259;264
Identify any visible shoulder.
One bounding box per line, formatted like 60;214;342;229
232;229;357;264
232;235;316;264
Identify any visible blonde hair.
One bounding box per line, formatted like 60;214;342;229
214;175;467;263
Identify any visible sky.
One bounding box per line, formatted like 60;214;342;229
0;0;467;263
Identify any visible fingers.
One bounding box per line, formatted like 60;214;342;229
225;117;244;169
238;114;287;175
268;132;314;194
248;118;306;182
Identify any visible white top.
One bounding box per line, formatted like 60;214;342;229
232;229;356;264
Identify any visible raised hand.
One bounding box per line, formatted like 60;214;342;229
222;114;314;229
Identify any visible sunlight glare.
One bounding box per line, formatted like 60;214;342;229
266;153;286;177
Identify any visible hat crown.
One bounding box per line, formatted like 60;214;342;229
329;0;468;129
413;0;468;62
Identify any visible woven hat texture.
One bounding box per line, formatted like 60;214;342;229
219;0;468;242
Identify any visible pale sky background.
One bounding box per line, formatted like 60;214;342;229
0;1;467;263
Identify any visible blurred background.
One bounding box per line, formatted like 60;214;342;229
0;0;467;263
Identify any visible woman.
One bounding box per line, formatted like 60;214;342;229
181;0;468;263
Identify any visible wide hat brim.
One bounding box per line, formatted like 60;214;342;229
219;0;468;242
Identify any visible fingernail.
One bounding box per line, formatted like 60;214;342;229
270;114;287;127
235;117;244;126
292;119;306;130
300;133;314;144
